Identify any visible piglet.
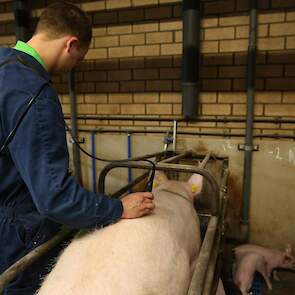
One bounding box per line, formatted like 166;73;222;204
233;252;272;295
234;243;295;282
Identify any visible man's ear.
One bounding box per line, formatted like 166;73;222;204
187;174;203;196
66;36;79;53
153;170;168;188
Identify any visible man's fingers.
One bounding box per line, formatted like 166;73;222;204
140;192;154;200
140;208;154;217
140;202;155;211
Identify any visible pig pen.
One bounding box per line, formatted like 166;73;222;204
98;150;229;295
0;150;229;295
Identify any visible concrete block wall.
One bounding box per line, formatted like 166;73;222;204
1;0;295;136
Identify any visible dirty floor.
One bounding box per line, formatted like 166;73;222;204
262;271;295;295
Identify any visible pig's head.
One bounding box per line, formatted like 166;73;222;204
152;170;203;202
280;244;295;270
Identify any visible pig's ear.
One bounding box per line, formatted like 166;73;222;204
187;174;203;196
153;170;168;188
285;243;292;257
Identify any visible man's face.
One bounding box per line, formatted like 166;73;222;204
55;38;88;73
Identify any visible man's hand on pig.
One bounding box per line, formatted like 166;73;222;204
121;192;155;219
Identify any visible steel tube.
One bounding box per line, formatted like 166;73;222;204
202;233;220;295
91;131;96;193
98;161;220;215
198;152;212;169
127;133;132;192
77;128;295;140
241;0;258;241
188;216;218;295
111;172;150;199
160;150;192;163
64;115;295;124
173;120;177;151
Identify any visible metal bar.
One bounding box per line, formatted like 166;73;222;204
98;161;220;215
188;216;218;295
111;172;150;199
127;133;132;192
182;0;200;119
0;228;73;294
198;152;211;169
91;131;96;193
77;128;295;140
125;151;167;161
69;69;82;184
202;169;229;295
160;150;192;163
64;115;295;124
241;0;258;242
173;119;178;151
202;233;220;295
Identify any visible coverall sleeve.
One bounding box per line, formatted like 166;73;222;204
8;85;123;229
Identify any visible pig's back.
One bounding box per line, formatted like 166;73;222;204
38;191;200;295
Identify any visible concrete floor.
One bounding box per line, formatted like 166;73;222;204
262;271;295;295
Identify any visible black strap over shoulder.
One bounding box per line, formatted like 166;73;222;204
0;56;51;156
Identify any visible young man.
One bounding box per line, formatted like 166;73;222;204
0;2;154;294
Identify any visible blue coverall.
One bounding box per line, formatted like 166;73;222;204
0;46;123;294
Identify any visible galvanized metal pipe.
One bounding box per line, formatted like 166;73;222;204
77;128;295;140
202;233;220;295
127;133;132;192
98;161;220;215
202;169;229;295
111;172;150;199
188;216;218;295
198;152;212;169
173;119;177;151
160;150;192;163
241;0;258;241
91;131;96;193
64;115;295;124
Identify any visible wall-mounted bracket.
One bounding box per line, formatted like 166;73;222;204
238;144;259;151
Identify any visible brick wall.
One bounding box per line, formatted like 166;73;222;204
1;0;295;136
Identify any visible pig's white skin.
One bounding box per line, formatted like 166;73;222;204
37;180;201;295
233;252;272;295
216;279;226;295
234;244;295;280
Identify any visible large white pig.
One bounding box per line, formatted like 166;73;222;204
37;171;204;295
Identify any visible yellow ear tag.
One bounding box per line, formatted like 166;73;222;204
191;184;198;193
153;180;158;188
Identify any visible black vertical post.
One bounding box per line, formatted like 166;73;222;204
241;0;257;241
69;69;82;185
182;0;200;120
13;0;30;41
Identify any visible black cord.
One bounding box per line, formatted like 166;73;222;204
65;125;156;192
0;56;156;192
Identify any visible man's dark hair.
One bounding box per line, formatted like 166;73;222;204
36;1;92;47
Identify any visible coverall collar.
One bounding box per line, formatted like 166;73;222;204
14;40;47;70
